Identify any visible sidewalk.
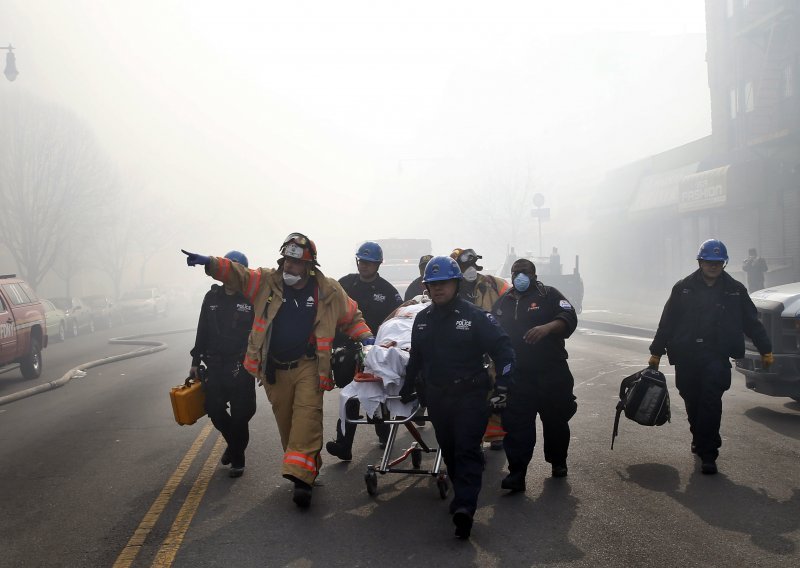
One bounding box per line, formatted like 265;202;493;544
579;295;662;338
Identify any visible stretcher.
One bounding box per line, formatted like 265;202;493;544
340;298;449;498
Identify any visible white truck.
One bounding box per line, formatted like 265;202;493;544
735;282;800;402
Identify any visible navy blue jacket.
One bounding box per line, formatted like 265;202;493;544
650;270;771;365
191;285;254;366
492;282;578;372
405;296;515;388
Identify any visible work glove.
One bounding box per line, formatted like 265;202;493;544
362;336;375;346
181;249;210;266
489;374;511;410
489;384;509;411
648;355;661;370
761;352;774;370
399;378;417;404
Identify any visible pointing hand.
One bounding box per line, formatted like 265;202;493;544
181;249;210;267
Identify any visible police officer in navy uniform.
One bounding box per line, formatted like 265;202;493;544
400;256;515;540
649;239;773;475
492;258;578;492
190;251;256;477
326;241;403;460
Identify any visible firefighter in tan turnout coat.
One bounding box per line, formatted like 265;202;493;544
182;232;373;508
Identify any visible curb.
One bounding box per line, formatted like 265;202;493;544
579;319;655;339
0;328;195;407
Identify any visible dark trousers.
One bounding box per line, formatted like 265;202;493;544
334;390;390;450
204;360;257;466
503;362;577;473
675;358;731;461
426;383;490;515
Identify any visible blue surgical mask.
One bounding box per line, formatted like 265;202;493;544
513;273;531;292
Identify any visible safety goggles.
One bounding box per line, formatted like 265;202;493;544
280;233;313;261
281;233;309;249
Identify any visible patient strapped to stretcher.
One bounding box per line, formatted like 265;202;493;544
338;297;429;433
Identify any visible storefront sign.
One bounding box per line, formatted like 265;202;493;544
678;166;729;212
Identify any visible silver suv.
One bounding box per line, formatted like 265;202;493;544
735;282;800;402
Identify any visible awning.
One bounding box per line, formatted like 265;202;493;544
629;162;699;212
678;166;730;212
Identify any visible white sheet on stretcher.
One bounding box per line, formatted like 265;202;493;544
338;300;428;434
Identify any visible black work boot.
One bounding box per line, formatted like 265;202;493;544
551;463;568;478
501;471;526;493
229;452;245;478
293;480;313;508
325;419;355;461
701;458;718;475
453;508;473;539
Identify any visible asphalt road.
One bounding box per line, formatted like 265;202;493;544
1;318;799;567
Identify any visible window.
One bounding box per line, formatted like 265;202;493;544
730;87;738;118
744;81;754;112
785;63;794;98
0;295;7;313
19;282;38;302
1;284;29;306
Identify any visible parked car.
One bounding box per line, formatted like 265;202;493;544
82;295;120;329
735;282;800;402
118;288;168;321
50;297;94;336
0;274;48;379
41;299;67;342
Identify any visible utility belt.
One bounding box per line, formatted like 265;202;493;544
425;370;491;394
263;354;316;384
268;355;315;371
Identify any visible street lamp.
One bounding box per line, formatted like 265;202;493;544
2;44;19;82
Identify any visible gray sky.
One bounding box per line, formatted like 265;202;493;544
2;0;710;279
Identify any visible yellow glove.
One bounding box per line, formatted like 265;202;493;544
761;353;774;370
648;355;661;370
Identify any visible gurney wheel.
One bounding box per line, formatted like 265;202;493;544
365;471;378;496
436;474;449;500
411;448;422;469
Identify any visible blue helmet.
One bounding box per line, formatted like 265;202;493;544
224;250;249;267
422;255;462;283
696;239;728;262
356;241;383;263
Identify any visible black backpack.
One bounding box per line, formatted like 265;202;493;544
611;368;671;449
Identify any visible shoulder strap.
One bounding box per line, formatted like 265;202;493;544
611;370;642;450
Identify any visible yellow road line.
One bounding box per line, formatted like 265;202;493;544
151;435;225;567
113;422;213;568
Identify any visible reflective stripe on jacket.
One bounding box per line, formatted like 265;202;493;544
206;257;372;385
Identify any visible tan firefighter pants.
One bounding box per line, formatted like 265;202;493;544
264;358;323;486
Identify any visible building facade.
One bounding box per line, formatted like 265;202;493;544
590;0;799;297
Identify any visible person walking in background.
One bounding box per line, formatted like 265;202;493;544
326;241;402;461
648;239;773;475
182;233;374;508
742;247;768;292
190;250;255;478
404;254;434;301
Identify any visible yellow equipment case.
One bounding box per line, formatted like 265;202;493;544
170;375;206;426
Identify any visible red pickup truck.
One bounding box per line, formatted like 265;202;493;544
0;274;48;379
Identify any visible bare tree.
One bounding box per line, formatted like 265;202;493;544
469;166;538;254
0;92;115;290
